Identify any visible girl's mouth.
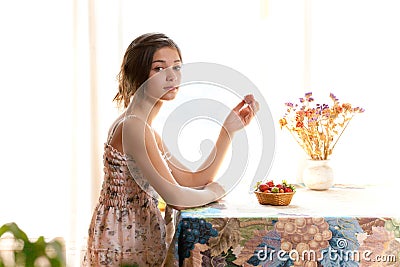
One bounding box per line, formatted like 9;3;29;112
163;86;178;91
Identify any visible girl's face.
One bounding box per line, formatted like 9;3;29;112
146;47;182;101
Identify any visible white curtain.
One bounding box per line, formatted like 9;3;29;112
1;0;399;266
308;0;400;185
0;0;74;246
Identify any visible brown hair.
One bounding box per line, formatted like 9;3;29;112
114;33;182;108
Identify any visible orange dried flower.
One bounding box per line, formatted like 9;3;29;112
279;118;288;129
280;92;364;160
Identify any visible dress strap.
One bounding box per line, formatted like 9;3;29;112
106;117;125;145
124;115;172;172
107;115;155;144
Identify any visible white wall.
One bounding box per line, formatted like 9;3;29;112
309;0;400;185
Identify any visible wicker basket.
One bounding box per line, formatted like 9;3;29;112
254;191;295;206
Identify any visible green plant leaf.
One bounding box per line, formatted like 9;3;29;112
0;222;29;242
0;223;65;267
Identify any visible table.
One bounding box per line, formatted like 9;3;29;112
164;185;400;267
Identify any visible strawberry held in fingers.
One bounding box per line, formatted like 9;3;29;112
244;94;255;105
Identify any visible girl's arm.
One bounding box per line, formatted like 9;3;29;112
154;127;230;188
123;116;225;209
157;94;259;188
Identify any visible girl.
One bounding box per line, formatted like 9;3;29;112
83;33;259;266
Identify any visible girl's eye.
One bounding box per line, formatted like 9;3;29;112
153;67;164;72
173;65;182;71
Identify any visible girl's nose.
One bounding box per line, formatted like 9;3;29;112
166;67;177;81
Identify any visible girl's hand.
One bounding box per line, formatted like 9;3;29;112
171;182;225;210
204;181;225;194
223;94;260;134
204;181;226;201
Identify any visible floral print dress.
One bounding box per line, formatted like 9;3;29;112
83;118;169;266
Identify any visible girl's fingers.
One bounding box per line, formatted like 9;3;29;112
244;94;255;104
233;100;246;112
243;94;259;115
252;100;260;113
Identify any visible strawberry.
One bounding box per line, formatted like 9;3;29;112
259;184;269;192
284;187;293;193
255;180;296;193
266;180;274;187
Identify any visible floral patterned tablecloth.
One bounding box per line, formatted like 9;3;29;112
165;185;400;267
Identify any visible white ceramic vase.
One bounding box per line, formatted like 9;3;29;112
302;159;334;190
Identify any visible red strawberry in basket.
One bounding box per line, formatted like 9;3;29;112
259;184;270;192
284;187;293;193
